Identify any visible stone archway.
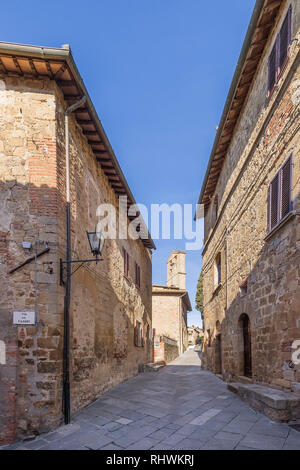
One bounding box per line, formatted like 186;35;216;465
238;313;252;378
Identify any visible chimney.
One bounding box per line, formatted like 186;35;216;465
166;250;186;290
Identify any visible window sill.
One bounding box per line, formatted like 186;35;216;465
265;211;296;241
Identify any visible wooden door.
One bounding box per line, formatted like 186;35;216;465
243;316;252;377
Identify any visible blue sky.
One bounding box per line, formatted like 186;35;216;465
2;0;256;326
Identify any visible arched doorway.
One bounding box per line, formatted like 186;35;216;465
215;320;222;374
239;314;252;377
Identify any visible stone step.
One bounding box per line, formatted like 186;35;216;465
237;375;253;384
144;362;165;372
227;383;239;394
227;381;300;423
216;373;225;381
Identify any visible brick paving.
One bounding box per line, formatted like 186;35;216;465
3;349;300;450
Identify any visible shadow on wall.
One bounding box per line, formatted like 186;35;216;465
0;178;152;444
202;192;300;388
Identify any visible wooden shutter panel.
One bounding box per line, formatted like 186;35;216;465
270;173;279;229
279;8;291;69
134;321;138;346
267;185;271;231
281;156;292;218
268;42;277;92
142;324;145;347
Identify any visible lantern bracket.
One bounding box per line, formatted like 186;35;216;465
60;257;103;286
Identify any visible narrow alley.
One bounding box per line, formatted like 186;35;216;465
5;349;300;451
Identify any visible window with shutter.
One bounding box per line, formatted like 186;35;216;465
279;10;289;69
267;6;292;94
270;173;279;230
214;253;221;289
122;247;126;275
142;324;145;348
213;195;218;223
137;265;141;288
217;258;221;285
268;155;292;232
134;262;139;287
268;42;277;93
281;156;291;218
134;321;138;347
123;248;130;278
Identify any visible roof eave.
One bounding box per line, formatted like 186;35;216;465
0;41;156;250
195;0;274;218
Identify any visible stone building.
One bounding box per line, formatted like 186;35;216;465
196;0;300;421
0;42;155;445
187;326;203;346
152;251;191;363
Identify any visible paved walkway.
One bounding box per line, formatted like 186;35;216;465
4;349;300;450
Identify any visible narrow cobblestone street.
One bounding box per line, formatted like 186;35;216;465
5;350;300;450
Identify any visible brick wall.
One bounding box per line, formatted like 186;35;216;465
0;74;152;444
153;335;179;364
0;76;60;443
54;84;152;413
152;292;188;358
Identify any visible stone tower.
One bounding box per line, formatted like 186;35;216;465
166;250;186;290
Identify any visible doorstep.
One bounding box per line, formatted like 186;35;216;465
227;382;300;423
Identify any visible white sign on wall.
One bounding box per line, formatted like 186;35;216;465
13;311;35;325
0;341;5;364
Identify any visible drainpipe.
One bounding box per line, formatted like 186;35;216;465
63;96;86;425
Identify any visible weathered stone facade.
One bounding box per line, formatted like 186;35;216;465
152;251;191;362
153;335;179;364
198;0;300;413
0;45;153;444
187;326;203;346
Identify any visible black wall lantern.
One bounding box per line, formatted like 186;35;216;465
86;230;105;260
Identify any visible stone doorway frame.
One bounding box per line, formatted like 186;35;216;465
237;313;252;378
